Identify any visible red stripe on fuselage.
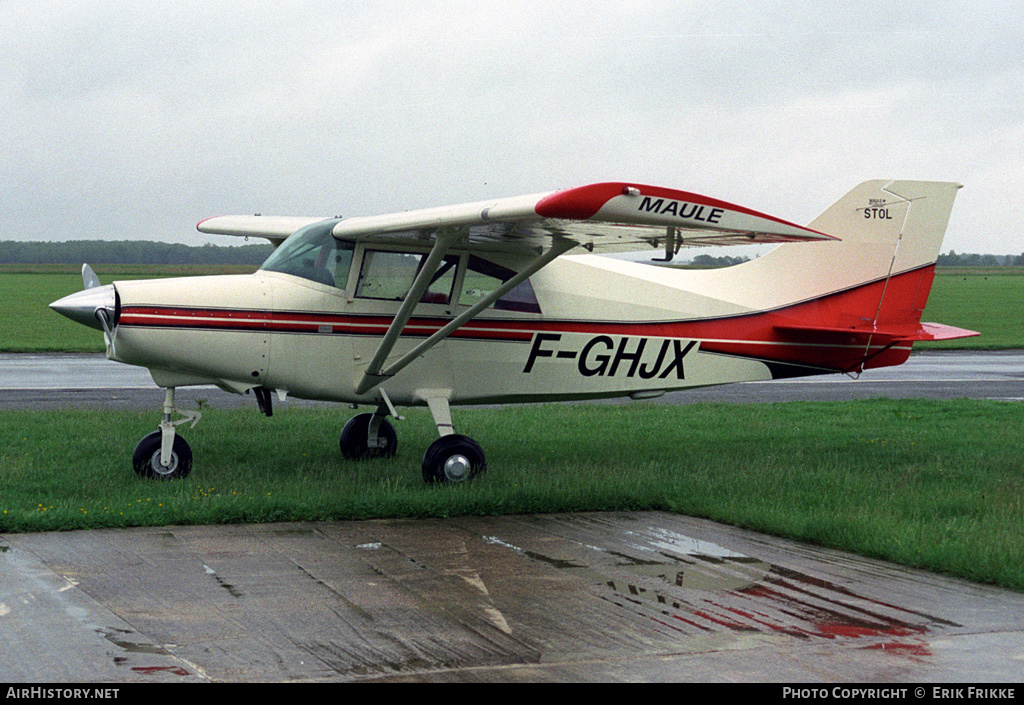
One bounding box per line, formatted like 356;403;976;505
119;266;935;373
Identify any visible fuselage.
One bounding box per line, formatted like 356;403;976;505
107;243;928;408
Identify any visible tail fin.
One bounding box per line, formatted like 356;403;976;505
764;180;977;370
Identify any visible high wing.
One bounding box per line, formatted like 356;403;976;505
197;182;836;254
197;215;329;246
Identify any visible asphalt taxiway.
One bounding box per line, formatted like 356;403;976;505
2;350;1023;410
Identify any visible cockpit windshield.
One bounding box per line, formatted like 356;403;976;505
260;220;353;290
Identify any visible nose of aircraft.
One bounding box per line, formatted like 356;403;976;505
49;284;117;330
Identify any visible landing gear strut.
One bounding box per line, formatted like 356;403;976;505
339;394;486;484
132;387;200;480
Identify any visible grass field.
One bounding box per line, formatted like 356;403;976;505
2;265;1020;351
2;399;1023;590
918;268;1024;349
0;264;256;352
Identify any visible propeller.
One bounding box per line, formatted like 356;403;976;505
49;264;119;352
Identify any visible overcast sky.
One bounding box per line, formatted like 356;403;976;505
2;1;1022;254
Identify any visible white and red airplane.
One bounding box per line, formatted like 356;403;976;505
51;179;977;483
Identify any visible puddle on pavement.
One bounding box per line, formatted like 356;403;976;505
484;524;958;655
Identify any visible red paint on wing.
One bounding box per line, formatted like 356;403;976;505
534;182;827;237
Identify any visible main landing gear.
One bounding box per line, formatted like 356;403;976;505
340;395;486;484
419;397;486;484
132;388;485;485
339;411;398;460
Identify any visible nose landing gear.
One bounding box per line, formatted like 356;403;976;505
132;388;200;480
132;431;193;480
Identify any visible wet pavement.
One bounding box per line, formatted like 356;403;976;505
2;351;1023;410
2;511;1023;682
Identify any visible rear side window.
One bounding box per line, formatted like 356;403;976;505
459;255;541;313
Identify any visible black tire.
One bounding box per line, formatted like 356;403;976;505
132;430;193;480
421;434;486;484
339;413;398;460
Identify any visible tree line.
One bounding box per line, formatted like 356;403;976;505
936;251;1024;267
0;240;274;265
691;251;1024;268
0;240;1020;267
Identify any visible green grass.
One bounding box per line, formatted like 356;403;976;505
2;399;1023;590
2;265;1020;351
918;268;1024;349
0;264;256;352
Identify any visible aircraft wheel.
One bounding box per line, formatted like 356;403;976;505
422;434;486;484
339;413;398;459
132;431;193;481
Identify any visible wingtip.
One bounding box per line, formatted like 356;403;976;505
196;216;217;232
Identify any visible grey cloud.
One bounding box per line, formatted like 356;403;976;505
1;1;1021;253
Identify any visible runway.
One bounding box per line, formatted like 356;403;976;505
2;350;1023;410
4;511;1024;683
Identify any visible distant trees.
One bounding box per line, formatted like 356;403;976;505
0;240;273;265
689;254;751;268
688;249;1024;268
2;241;1020;268
936;251;1024;267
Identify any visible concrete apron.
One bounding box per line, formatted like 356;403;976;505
2;511;1022;682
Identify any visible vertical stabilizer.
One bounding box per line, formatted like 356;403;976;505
805;179;962;284
763;180;969;370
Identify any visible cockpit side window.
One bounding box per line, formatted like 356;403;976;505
260;221;353;290
459;255;542;313
355;249;459;304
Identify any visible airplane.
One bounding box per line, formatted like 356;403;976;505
50;179;978;484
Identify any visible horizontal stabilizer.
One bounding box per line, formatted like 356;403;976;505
775;322;979;345
917;322;981;341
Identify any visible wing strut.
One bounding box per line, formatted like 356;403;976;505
356;228;461;394
355;237;577;395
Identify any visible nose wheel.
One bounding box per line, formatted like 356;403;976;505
133;431;193;480
132;387;200;481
